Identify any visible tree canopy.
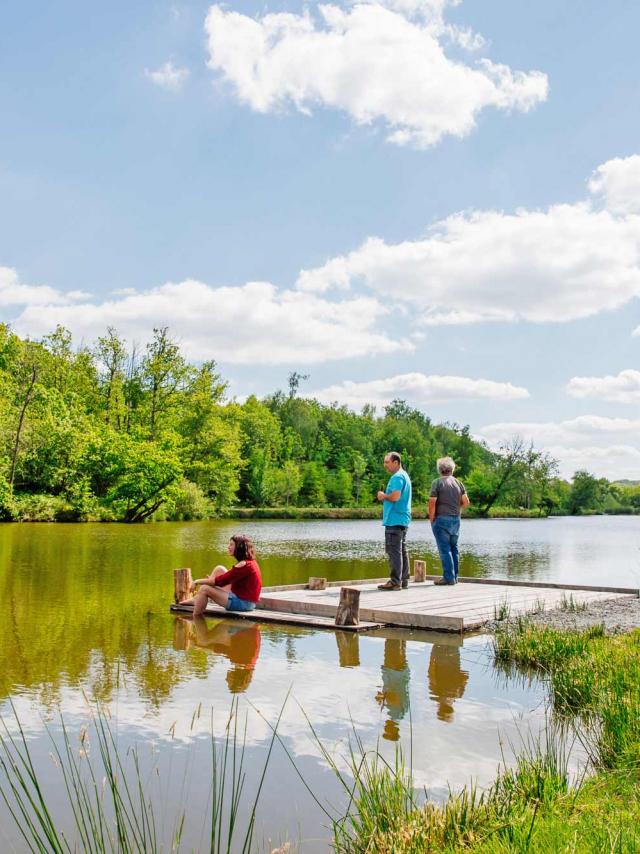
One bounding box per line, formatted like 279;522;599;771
0;324;635;521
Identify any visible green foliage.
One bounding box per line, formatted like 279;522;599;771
2;324;631;521
300;462;327;506
164;479;211;521
272;460;303;506
566;470;610;514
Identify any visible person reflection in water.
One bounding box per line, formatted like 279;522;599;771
427;642;469;722
375;638;410;741
192;617;261;693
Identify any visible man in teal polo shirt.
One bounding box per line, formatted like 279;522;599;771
377;452;412;591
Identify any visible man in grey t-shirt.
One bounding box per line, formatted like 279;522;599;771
428;456;470;585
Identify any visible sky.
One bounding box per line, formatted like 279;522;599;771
1;0;639;479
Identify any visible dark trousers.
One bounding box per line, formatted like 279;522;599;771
385;525;409;586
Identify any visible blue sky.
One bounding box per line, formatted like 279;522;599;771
1;0;639;478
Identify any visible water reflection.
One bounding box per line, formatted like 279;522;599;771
335;631;360;667
174;617;261;693
376;638;411;741
428;639;469;723
2;518;610;851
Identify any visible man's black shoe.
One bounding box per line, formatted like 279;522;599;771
433;578;455;586
377;581;401;591
401;582;409;589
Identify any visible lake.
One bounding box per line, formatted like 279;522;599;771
0;516;637;851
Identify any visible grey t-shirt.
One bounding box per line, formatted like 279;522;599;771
430;476;467;517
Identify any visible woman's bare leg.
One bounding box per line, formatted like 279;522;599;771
180;566;230;606
211;565;232;592
193;584;230;617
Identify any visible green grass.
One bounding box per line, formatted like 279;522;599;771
557;593;589;613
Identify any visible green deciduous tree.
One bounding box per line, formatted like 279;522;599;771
565;470;609;515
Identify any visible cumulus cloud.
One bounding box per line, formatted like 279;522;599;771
589;154;640;216
312;371;529;409
297;156;640;325
10;277;409;365
567;369;640;404
478;415;640;479
145;61;190;92
0;266;89;308
204;2;547;148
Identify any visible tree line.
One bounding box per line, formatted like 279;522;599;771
0;324;637;522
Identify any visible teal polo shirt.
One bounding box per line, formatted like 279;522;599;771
383;469;412;527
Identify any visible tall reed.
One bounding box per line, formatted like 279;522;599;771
0;697;283;853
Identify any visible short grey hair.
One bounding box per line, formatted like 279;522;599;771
437;456;455;475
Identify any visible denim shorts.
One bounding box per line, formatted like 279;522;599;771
226;593;257;612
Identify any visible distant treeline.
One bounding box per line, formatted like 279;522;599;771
0;325;638;522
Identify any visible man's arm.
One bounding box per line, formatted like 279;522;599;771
460;493;470;509
377;488;402;502
428;497;437;522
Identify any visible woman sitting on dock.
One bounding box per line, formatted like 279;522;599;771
181;534;262;617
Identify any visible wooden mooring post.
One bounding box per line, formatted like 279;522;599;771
414;560;426;583
335;587;360;626
174;568;194;604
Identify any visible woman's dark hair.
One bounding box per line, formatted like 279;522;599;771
230;534;256;562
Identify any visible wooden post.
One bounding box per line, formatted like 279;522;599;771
308;577;327;590
335;587;360;626
174;568;194;604
414;560;426;583
336;631;360;666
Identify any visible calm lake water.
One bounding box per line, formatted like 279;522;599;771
0;516;637;851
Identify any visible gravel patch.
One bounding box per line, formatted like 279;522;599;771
487;595;640;636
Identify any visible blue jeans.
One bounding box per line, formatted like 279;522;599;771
226;593;257;612
431;516;460;583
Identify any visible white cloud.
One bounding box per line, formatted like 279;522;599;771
144;61;190;92
478;415;640;479
297;157;640;325
313;371;529;409
204;3;547;149
0;266;89;308
589;154;640;216
567;369;640;404
10;277;409;365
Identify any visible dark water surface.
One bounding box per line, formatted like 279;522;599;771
0;517;636;850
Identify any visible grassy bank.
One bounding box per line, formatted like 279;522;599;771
220;506;554;520
332;623;640;853
1;501;555;522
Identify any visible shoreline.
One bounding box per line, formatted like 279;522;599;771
487;592;640;635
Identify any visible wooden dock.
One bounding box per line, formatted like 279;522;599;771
170;571;638;633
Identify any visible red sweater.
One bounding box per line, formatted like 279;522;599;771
214;560;262;603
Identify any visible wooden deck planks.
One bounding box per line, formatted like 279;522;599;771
257;578;637;632
171;574;638;634
169;602;383;631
